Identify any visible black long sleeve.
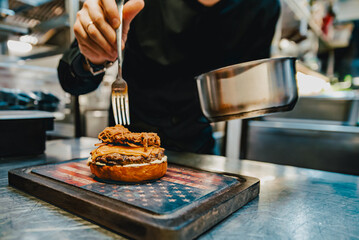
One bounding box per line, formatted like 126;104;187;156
57;40;104;96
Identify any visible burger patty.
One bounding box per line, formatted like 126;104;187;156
94;151;165;166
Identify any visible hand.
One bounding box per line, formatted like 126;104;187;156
74;0;144;65
198;0;220;7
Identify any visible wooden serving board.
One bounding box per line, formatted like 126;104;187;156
8;158;259;240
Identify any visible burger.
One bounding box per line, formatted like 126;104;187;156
88;125;167;182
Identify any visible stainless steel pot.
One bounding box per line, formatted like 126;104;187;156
196;57;298;122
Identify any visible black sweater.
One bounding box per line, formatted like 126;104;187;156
58;0;280;154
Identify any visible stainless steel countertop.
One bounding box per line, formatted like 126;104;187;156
1;138;359;239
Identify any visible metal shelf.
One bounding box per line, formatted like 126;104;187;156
285;0;338;49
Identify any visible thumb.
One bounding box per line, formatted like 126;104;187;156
123;0;144;29
121;0;144;47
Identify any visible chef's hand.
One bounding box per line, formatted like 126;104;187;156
198;0;220;7
74;0;144;65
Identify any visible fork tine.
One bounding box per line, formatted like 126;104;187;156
120;95;126;125
116;95;123;125
124;95;130;125
112;96;119;125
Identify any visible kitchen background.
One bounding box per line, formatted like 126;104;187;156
1;0;359;174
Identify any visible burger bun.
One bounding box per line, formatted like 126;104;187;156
89;160;167;182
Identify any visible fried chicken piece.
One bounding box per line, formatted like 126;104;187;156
98;125;161;150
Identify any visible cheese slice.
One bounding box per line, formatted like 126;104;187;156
91;145;164;159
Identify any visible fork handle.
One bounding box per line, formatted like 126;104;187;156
116;0;124;67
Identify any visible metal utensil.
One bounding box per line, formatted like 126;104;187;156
111;0;130;125
196;57;298;122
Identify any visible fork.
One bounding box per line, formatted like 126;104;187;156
112;0;130;125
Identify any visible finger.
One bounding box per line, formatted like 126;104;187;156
79;10;117;58
79;45;102;64
86;0;117;47
74;16;116;63
74;23;106;64
74;17;102;58
82;37;117;64
80;38;116;64
122;0;144;43
100;0;120;28
123;0;144;24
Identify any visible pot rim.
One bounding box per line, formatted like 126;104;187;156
196;57;297;80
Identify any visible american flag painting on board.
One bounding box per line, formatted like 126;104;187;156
32;159;239;214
